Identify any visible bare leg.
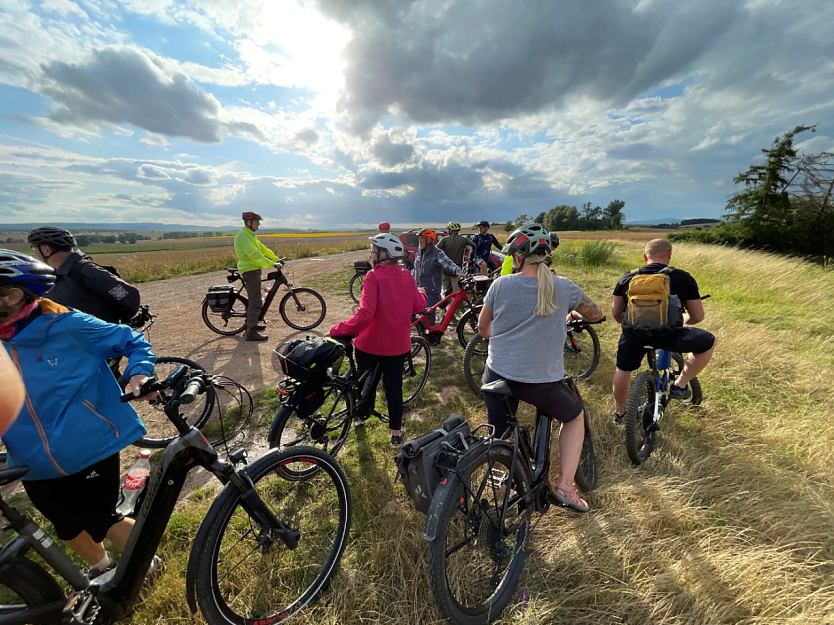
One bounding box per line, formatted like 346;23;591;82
556;411;584;492
674;341;716;387
612;368;632;414
106;518;135;550
65;532;107;566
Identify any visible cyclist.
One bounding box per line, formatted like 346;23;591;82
234;211;283;342
27;226;140;325
476;225;603;512
471;220;502;274
437;221;475;298
501;231;560;276
611;238;716;423
379;222;392;234
0;250;159;576
411;228;463;326
329;234;427;448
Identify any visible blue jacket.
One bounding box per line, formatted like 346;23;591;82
2;300;153;481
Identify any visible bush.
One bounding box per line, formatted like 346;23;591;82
577;240;617;266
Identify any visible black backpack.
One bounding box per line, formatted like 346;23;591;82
68;255;123;281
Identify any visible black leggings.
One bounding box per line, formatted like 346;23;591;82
355;348;407;431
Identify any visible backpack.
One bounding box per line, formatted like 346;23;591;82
277;337;345;384
623;266;682;336
68;256;122;281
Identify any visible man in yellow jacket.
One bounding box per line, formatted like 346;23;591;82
234;212;280;341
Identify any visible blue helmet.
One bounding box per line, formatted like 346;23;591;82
0;250;56;297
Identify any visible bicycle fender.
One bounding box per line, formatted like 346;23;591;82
266;392;301;448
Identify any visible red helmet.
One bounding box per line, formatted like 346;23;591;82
242;212;263;221
378;222;391;231
418;228;438;243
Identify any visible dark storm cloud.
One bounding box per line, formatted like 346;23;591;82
371;134;415;167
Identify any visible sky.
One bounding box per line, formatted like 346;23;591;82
0;0;833;228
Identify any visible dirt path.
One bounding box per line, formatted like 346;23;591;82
138;249;366;392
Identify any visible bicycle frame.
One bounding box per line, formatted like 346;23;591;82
411;287;471;333
642;347;671;425
229;267;292;322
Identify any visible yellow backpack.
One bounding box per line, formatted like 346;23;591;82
623;267;682;336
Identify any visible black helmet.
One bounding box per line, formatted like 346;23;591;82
475;220;490;228
550;232;560;249
27;226;77;251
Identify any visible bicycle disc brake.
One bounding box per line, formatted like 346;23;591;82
62;590;101;625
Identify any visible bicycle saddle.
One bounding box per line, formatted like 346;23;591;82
480;379;513;396
0;466;29;486
225;267;238;273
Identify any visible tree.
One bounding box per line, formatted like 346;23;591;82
75;235;91;247
503;221;515;232
533;211;546;225
514;213;529;228
603;199;626;230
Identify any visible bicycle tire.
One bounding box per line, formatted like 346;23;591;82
624;371;657;465
201;295;248;336
0;557;66;624
267;381;354;479
133;356;215;449
403;336;432;406
462;334;489;397
193;446;351;625
348;272;365;304
456;308;484;352
573;410;597;491
671;353;703;406
563;324;600;381
428;443;532;624
279;288;327;331
411;319;427;340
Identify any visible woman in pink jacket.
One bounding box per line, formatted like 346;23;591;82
330;234;427;448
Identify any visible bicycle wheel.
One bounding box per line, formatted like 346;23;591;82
348;272;365;304
280;288;327;331
194;446;351;625
463;334;489;397
428;443;532;624
456;308;484;352
670;353;703;406
563;324;600;381
573;411;597;491
624;371;657;465
202;295;248;336
133;356;214;448
267;381;353;479
402;336;432;406
0;558;66;624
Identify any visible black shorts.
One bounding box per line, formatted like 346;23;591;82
23;453;124;542
616;328;716;372
482;366;584;435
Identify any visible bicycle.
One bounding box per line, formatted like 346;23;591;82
0;364;351;625
461;317;605;397
412;272;492;348
424;376;596;624
623;298;709;465
348;260;371;304
268;335;432;468
202;259;327;335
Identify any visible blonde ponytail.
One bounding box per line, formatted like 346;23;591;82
525;254;556;316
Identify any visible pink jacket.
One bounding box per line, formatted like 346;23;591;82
330;263;427;356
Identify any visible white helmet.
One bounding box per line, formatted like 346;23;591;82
370;233;405;258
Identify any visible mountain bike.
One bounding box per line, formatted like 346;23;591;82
461;317;605;397
0;364;351;625
412;272;492;348
349;260;371;304
623;298;710;465
268;335;432;468
424;376;596;624
202;260;327;335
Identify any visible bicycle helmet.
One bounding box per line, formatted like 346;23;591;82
0;250;56;297
378;222;391;231
369;233;405;258
27;226;76;251
447;221;461;231
475;220;490;228
242;211;263;221
550;232;560;250
418;228;438;243
502;224;551;259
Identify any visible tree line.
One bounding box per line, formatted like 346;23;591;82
75;233;153;246
503;199;627;232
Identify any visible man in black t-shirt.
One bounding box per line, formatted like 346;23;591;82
610;239;716;423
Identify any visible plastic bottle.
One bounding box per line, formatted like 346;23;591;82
116;450;152;517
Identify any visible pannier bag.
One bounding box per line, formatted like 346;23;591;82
277;337;345;384
623;267;682;336
395;415;471;514
206;286;237;313
354;260;372;272
473;275;491;293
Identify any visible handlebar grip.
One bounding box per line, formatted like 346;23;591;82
180;379;204;405
120;392;136;403
120;376;159;402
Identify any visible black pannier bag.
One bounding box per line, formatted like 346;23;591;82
395;415;471;514
206;286;237;313
354;260;372;272
277;337;345;384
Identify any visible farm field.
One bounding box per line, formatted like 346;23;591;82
5;239;831;624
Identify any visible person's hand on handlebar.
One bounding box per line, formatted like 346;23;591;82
128;374;159;401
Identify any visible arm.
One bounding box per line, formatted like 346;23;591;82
612;295;626;325
256;238;279;263
465;237;476;250
491;234;502;251
70;313;156;380
412;280;428;313
477;304;494;338
436;250;462;275
330;272;379;337
237;232;276;269
683;299;705;325
570;293;604;323
79;263;141;321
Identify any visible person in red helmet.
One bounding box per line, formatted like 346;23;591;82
378;222;391;234
412;228;463;327
234;212;282;341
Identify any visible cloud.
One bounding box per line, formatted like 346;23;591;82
140;133;170;149
371;134;415;167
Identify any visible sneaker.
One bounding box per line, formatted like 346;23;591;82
669;384;692;401
256;320;267;329
144;556;165;586
88;552;116;579
390;428;406;449
246;333;269;342
353;416;366;428
612;411;625;425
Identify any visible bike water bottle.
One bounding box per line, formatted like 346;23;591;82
116;450;152;517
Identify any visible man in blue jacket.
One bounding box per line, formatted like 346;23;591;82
0;250;157;576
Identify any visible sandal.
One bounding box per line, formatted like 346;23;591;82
549;485;590;513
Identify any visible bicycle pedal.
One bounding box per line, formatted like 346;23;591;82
62;590;101;625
